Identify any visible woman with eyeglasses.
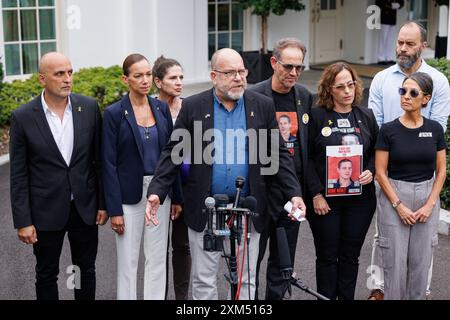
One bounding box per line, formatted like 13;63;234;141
375;72;446;300
307;62;379;300
102;54;183;300
152;55;191;300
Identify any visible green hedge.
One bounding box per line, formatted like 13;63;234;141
427;58;450;209
0;65;158;125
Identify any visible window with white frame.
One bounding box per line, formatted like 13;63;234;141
2;0;56;76
208;0;244;60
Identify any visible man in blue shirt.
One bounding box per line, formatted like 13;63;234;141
368;21;450;300
145;48;305;300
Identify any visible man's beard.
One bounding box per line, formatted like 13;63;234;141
397;50;421;69
217;83;246;101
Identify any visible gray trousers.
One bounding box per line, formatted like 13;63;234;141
188;219;260;300
377;178;439;300
369;182;435;294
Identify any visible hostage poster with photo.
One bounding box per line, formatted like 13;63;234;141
326;145;363;197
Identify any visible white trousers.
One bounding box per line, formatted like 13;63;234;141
378;24;397;62
189;218;260;300
116;176;171;300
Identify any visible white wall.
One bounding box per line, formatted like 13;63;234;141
64;0;129;71
60;0;209;83
363;0;409;64
343;0;368;64
266;4;311;67
154;0;209;83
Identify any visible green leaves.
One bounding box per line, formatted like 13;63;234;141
238;0;305;17
427;58;450;209
0;65;157;126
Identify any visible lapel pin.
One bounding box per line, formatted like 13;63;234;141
302;113;309;125
250;112;255;117
205;114;211;119
297;100;302;106
125;110;129;116
78;106;82;112
328;120;333;126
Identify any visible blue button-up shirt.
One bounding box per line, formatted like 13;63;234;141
211;91;249;198
369;59;450;131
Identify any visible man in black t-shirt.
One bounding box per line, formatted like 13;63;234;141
251;38;314;300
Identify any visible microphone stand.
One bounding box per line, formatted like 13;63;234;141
289;272;330;300
227;216;239;300
225;177;245;300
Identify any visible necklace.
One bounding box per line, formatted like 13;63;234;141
335;110;352;128
143;106;151;140
143;126;151;140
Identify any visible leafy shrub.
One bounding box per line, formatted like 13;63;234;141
0;65;156;125
427;58;450;209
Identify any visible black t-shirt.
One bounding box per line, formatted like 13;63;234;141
328;111;363;146
375;118;447;183
272;89;302;178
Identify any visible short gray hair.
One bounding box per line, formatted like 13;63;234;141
272;38;307;61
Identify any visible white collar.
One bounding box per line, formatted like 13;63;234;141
41;90;72;115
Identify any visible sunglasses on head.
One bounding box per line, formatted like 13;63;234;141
277;61;306;73
398;87;423;98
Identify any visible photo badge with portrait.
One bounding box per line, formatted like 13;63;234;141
276;112;298;156
326;145;363;197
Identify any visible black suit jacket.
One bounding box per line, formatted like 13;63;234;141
307;105;379;199
250;78;313;219
147;89;302;233
10;93;104;231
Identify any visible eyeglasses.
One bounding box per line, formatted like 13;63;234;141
214;69;248;79
331;80;357;91
398;87;424;98
277;61;306;73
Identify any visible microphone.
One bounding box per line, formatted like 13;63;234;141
233;176;245;208
203;197;216;252
214;194;229;232
276;227;293;281
242;196;257;217
205;197;215;231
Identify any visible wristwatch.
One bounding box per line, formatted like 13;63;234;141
392;199;402;208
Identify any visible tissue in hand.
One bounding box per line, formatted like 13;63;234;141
284;201;306;222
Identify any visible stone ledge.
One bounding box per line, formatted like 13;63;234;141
439;208;450;236
0;154;9;167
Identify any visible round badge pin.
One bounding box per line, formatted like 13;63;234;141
321;127;332;137
302;113;309;125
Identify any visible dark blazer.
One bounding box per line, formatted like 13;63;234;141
307;105;379;198
102;94;182;217
10;94;104;231
147;89;302;233
250;78;313;187
250;78;313;219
